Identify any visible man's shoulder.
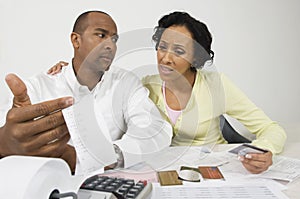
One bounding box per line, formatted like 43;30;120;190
26;71;51;86
105;67;141;85
27;66;68;83
24;66;72;103
25;66;70;95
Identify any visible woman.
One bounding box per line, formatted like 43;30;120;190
48;11;286;174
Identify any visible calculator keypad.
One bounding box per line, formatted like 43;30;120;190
80;175;148;199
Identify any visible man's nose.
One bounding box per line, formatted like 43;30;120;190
103;37;116;51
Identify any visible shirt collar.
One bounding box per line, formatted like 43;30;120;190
63;62;107;98
63;63;91;98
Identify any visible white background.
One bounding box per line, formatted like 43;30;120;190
0;0;299;142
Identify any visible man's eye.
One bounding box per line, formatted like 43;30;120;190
111;35;119;43
97;33;105;38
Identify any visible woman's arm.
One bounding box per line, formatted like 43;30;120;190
221;73;286;173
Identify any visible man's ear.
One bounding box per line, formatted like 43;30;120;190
71;32;81;49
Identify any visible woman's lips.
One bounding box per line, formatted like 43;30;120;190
160;65;174;74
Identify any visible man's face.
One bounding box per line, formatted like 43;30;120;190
76;12;118;72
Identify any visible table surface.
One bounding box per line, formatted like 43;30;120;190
212;142;300;199
277;142;300;199
143;142;300;199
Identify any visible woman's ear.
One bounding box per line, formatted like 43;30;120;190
71;32;81;49
191;59;199;69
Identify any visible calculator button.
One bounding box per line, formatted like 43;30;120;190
128;188;139;195
105;178;114;183
119;187;128;192
115;179;123;182
132;185;143;190
83;183;96;189
110;182;120;187
104;185;115;192
125;181;134;186
126;193;136;198
136;181;145;187
122;184;132;189
94;184;106;191
103;181;111;185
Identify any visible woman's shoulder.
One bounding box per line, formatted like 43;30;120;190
141;74;162;85
197;69;223;82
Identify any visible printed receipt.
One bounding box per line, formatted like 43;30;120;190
62;94;117;175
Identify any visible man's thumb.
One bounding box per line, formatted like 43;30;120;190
5;73;32;107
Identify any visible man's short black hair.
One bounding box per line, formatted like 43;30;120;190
72;10;109;34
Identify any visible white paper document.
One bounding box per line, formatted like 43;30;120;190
151;181;289;199
259;155;300;182
220;152;300;183
63;94;117;175
145;146;229;171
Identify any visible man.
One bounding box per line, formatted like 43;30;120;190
0;11;172;173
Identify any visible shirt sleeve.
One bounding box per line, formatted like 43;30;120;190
221;73;287;154
113;72;172;168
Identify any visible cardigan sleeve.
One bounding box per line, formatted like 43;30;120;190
221;73;286;154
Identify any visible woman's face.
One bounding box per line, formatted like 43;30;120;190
156;25;195;82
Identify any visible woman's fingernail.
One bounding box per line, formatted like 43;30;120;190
245;154;252;159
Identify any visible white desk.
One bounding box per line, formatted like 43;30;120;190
209;142;300;199
277;142;300;199
143;142;300;199
2;143;297;198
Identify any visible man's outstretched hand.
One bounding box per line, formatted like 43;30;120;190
0;74;76;171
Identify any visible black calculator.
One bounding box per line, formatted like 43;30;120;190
78;175;152;199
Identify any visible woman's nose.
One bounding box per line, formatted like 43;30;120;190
161;50;173;64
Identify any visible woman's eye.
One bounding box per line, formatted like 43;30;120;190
174;48;185;55
158;44;167;51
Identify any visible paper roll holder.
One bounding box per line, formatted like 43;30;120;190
49;189;78;199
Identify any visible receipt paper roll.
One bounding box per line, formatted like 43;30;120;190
0;155;84;199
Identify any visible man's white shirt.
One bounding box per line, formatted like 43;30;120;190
0;65;172;170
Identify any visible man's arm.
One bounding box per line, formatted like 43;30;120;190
0;74;76;172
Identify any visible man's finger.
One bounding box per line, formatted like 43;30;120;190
5;73;31;107
19;111;67;138
7;97;74;122
33;133;70;157
24;124;70;152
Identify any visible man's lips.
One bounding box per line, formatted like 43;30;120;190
99;55;113;62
